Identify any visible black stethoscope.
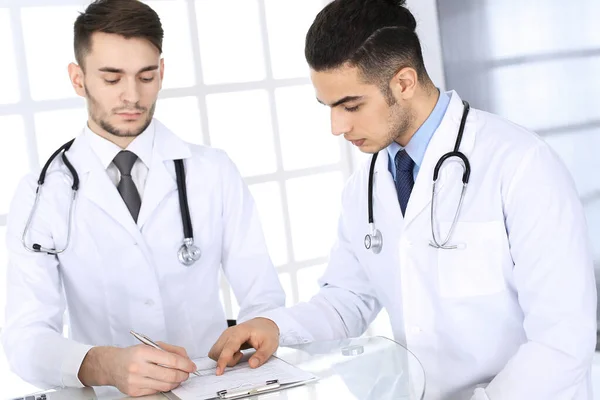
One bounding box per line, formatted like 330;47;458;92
21;139;202;266
364;100;472;254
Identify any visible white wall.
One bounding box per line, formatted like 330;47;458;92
406;0;446;90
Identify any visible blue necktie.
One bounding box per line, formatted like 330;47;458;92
395;149;415;216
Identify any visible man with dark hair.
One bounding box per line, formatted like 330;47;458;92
209;0;596;399
1;0;284;397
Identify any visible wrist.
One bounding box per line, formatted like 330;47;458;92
257;317;280;336
78;346;118;387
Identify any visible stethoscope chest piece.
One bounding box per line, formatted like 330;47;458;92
177;238;201;266
364;224;383;254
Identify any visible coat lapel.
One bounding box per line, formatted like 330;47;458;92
66;134;144;242
403;92;477;229
373;149;404;226
137;120;192;229
65;120;192;242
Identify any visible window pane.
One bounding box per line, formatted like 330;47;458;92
490;56;600;132
286;172;343;261
195;0;265;84
0;116;28;214
0;9;20;104
145;1;196;88
248;182;288;266
34;108;87;165
275;85;340;170
297;264;326;302
544;128;600;200
485;0;600;60
206;90;277;176
21;5;84;101
155;96;203;144
264;0;322;79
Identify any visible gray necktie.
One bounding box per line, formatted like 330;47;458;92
113;150;141;222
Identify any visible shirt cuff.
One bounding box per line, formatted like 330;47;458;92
258;308;314;346
60;343;95;388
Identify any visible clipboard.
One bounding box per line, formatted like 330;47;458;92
164;355;318;400
164;377;319;400
216;379;280;399
164;378;317;400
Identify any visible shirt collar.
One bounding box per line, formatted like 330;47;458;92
85;119;155;170
386;89;450;166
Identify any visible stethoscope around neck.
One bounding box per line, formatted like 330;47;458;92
364;100;472;254
21;139;202;266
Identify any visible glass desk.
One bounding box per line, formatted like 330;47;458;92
13;336;425;400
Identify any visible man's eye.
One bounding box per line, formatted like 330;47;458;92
344;105;360;112
104;79;119;84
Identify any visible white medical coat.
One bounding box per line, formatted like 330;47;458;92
263;91;597;399
2;120;285;389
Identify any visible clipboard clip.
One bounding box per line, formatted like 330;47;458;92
216;379;280;399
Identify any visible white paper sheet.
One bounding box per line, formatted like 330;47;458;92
169;356;316;400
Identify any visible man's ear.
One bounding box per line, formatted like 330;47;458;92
68;63;86;98
389;67;418;102
159;58;165;89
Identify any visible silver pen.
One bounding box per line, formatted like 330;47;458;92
130;330;201;377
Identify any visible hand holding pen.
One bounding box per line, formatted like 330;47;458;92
78;331;198;397
130;330;201;377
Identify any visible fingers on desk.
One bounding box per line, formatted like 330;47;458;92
248;338;278;369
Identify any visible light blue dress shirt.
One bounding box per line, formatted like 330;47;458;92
387;90;451;182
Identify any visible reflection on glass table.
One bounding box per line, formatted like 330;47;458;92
13;336;425;400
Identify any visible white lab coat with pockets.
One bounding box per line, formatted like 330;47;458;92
2;120;285;389
264;92;597;399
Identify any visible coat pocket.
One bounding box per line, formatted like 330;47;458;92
436;220;508;298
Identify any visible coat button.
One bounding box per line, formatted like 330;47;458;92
145;299;155;306
409;326;422;335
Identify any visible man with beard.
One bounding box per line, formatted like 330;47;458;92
208;0;597;399
1;0;284;397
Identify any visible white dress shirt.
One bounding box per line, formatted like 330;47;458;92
84;121;155;200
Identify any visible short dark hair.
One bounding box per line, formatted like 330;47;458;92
305;0;430;100
74;0;164;69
